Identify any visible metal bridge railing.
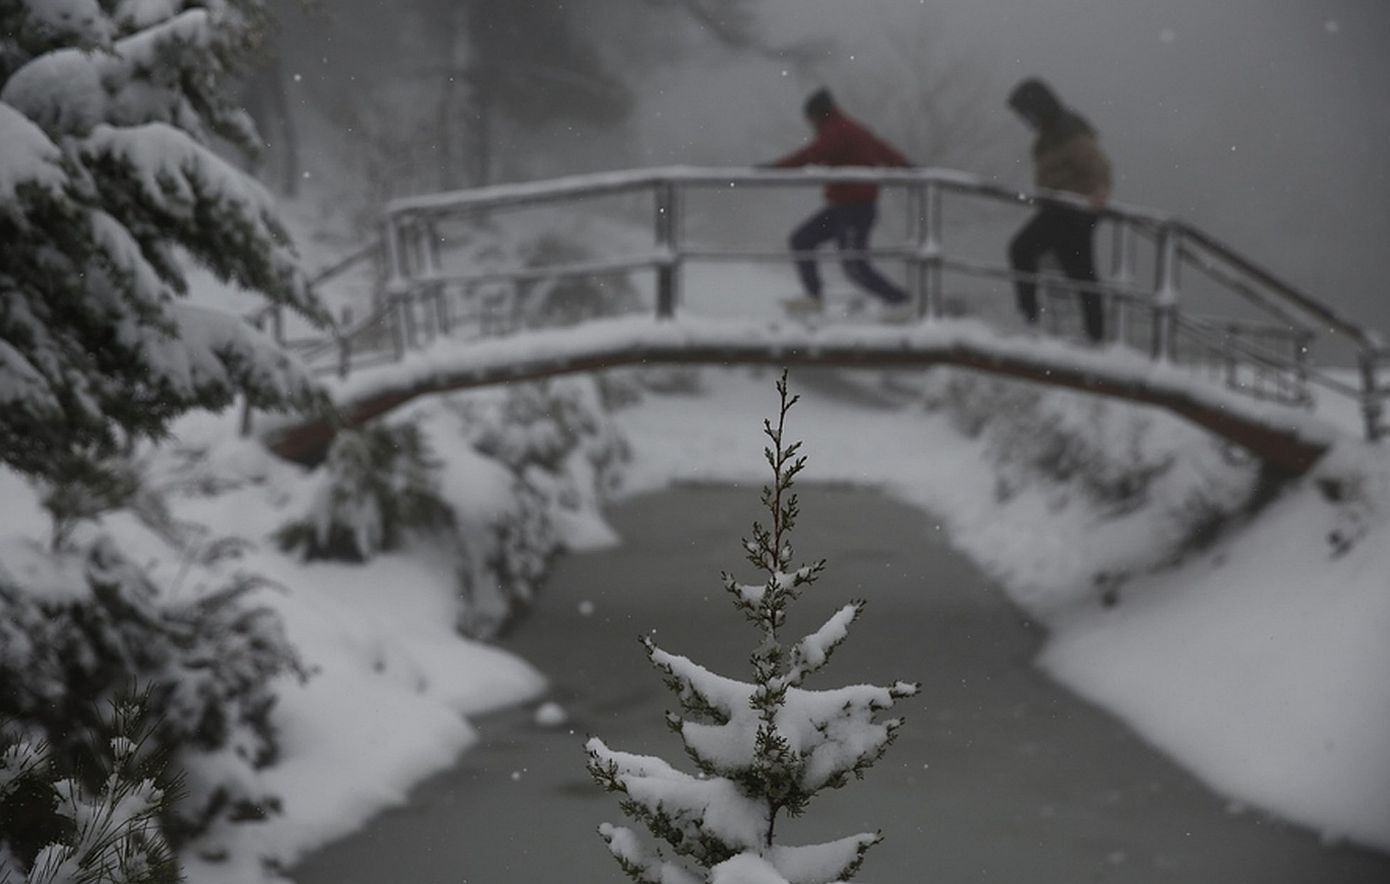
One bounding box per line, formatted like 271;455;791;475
250;166;1387;442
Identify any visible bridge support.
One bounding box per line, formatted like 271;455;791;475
654;182;681;319
1151;225;1182;360
907;182;944;319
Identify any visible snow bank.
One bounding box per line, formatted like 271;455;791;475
1038;440;1390;850
610;365;1390;854
0;397;562;884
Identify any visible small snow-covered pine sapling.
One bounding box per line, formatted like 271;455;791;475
0;1;327;489
0;699;181;884
276;423;457;561
587;370;920;884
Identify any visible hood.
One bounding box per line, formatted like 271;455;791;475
1008;78;1063;126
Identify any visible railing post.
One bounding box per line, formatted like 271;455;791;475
391;294;407;360
408;221;427;283
1223;324;1239;391
1293;330;1312;404
425;219;442;276
1108;219;1135;345
381;213;414;366
435;284;451;336
1109;217;1134;281
653;179;681;319
913;179;943;319
1151;224;1181;361
906;183;924;313
1360;350;1384;442
382;216;408;303
424;218;446;341
403;291;419;350
239;312;265;437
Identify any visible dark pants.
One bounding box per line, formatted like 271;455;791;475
1008;205;1104;342
790;203;908;305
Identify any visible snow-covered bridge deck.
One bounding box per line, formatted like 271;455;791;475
253;166;1388;474
265;316;1337;474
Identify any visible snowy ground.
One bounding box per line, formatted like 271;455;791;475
587;254;1390;854
231;239;1387;874
610;365;1390;854
7;218;1382;879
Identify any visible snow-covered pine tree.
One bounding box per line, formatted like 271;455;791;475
1;700;180;884
0;0;325;486
276;422;457;562
587;371;919;884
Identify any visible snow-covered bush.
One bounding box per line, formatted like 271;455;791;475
595;369;646;410
456;477;558;637
446;224;645;334
1;702;180;884
918;368;1273;607
451;376;630;635
0;537;306;846
923;371;1175;513
514;235;645;329
37;456;144;550
0;0;325;489
276;423;456;562
587;371;918;883
469;377;631;499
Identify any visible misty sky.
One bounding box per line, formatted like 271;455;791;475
280;1;1389;341
625;0;1390;338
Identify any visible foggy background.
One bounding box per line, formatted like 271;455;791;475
255;0;1390;342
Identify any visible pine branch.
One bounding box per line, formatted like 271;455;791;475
588;369;918;879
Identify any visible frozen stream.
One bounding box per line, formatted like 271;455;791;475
292;484;1390;883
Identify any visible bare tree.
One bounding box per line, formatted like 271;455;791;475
657;0;828;68
810;16;1009;174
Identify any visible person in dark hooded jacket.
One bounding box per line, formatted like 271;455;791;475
1006;78;1112;343
768;88;912;315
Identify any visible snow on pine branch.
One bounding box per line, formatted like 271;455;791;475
654;641;913;790
159;302;319;407
783;602;862;686
588;738;771;854
708;838;882;884
0;104;66;208
3;9;213;137
115;0;186;32
588;373;916;882
0;0;325;481
14;0;111;46
0;338;59;414
82;121;312;310
597;823;702;884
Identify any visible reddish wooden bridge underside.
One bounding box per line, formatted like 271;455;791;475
265;328;1332;476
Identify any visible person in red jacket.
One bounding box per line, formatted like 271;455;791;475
769;89;912;314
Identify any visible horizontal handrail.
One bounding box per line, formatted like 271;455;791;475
1174;314;1305;369
936;255;1156;303
308;237;382;287
1175;223;1377;348
415;252;669;287
1180;312;1312;344
386;165;1175;225
384;165;1369;343
262;165;1387;442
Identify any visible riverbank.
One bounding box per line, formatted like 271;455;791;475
135;362;1390;880
293;484;1390;882
607;366;1390;853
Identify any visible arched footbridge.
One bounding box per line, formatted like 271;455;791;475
251;167;1389;476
